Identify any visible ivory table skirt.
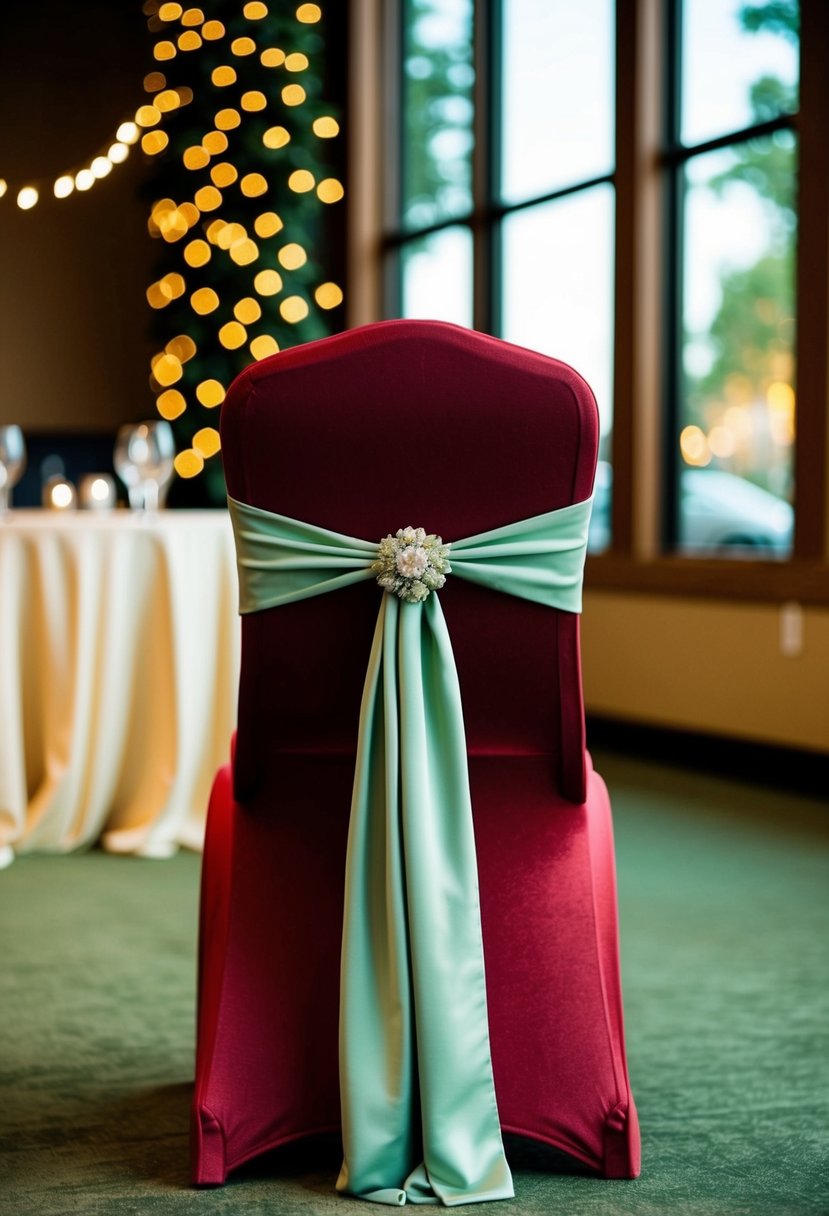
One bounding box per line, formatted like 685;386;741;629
0;510;239;866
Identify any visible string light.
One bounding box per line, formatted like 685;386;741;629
218;321;247;349
263;126;290;149
250;334;280;360
196;379;225;407
315;282;343;309
313;116;339;138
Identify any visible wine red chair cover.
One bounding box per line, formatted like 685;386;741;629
191;320;640;1187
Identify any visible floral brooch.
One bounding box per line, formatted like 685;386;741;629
372;526;452;603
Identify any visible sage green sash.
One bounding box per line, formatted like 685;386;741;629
228;494;592;1206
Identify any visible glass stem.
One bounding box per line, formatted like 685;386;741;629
144;481;160;511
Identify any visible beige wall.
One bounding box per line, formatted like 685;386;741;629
582;592;829;754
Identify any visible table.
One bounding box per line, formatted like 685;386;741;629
0;510;239;866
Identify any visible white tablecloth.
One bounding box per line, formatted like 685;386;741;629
0;510;239;866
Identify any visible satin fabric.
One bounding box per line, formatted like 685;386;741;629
228;494;592;1207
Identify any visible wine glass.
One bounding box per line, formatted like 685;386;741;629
114;422;175;510
0;425;26;513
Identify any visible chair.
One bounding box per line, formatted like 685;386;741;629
191;319;640;1192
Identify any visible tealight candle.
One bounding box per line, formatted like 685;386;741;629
43;475;77;510
79;473;116;511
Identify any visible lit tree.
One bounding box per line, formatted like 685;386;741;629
141;0;345;504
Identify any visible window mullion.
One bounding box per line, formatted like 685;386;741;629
793;0;829;561
472;0;498;334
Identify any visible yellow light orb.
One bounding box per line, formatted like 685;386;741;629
184;239;211;267
313;116;340;138
202;20;225;39
216;222;246;249
254;211;283;238
162;272;186;298
179;201;200;227
142;130;170;155
211;162;238;187
166;334;197;362
260;47;285;67
191;287;220;314
203;130;229;155
174;449;204;478
211;65;237;87
234;297;262;324
176;85;194;106
315;282;343;310
195;379;225;408
285;52;309;72
279;296;309;323
0;179;7;198
154;89;181;112
296;3;322;22
219;321;248;349
277;242;307;270
54;175;74;199
281;84;306;106
108;142;130;164
263;126;290;149
178;30;202;50
144;70;167;92
241;90;267;112
231;36;256;55
75;170;95;191
157;389;187;420
183;144;210;170
17;185;38;209
244;1;269;17
229;237;260;265
250;334;280;361
181;7;205;25
89;156;111;178
158;2;182;19
154;40;176;60
194;184;223;211
136;104;161;127
159;208;188;241
153;353;183;387
288;169;315;193
117;120;140;144
146;281;172;309
193;427;221;458
205;219;227;244
679;424;711;467
317;177;344;203
215;108;241;131
254;268;283;296
241;172;268;198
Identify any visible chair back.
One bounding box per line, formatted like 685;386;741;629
220;320;599;804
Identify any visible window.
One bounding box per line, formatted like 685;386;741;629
387;0;615;545
668;0;799;558
372;0;829;597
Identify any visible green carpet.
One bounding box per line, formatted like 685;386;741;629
1;751;827;1215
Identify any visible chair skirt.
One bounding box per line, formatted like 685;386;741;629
191;751;640;1185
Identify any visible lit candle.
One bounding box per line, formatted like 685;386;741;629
79;473;116;511
43;476;77;510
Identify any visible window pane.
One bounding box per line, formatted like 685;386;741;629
399;226;473;327
502;186;614;551
677;134;796;557
402;0;474;230
500;0;614;205
681;0;799;147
